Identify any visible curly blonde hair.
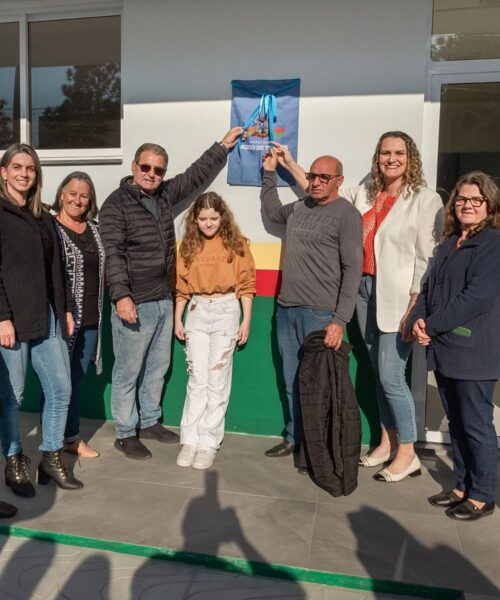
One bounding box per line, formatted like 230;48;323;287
367;131;426;202
179;192;248;267
443;171;500;239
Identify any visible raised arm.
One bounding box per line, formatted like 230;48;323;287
167;127;243;206
260;150;296;224
270;141;308;190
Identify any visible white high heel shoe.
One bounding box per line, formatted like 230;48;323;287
358;449;396;468
373;455;422;482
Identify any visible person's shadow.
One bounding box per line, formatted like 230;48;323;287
130;470;305;598
348;506;500;598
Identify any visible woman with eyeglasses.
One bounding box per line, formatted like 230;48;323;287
0;145;82;513
48;172;106;459
412;172;500;521
272;131;443;482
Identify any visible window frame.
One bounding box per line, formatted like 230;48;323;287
0;1;123;164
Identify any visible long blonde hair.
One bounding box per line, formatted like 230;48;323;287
0;143;43;217
179;192;248;267
367;131;426;203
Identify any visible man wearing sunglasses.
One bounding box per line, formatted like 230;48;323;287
260;149;363;460
100;127;242;460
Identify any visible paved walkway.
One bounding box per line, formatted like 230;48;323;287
0;413;498;599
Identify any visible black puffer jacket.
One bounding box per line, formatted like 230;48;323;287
100;142;227;304
0;197;71;341
299;331;361;497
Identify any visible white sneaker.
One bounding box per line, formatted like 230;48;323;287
192;448;217;470
176;445;197;467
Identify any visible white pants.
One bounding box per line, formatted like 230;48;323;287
180;293;240;449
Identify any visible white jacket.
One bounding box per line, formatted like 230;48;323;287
341;183;443;332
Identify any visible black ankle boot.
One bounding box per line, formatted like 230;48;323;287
5;453;35;498
38;450;83;490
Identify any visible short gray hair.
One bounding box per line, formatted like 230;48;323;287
134;143;168;165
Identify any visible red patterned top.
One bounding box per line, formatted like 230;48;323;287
362;192;397;275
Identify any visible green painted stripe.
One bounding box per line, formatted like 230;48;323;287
0;525;461;599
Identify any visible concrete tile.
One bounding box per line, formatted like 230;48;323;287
164;479;317;568
0;534;329;600
307;502;481;593
464;595;500;600
210;434;319;503
453;512;500;595
12;478;193;548
316;454;456;518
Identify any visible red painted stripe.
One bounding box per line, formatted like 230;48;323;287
256;269;281;297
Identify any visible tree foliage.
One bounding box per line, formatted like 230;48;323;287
40;62;120;148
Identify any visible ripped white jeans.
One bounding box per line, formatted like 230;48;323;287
180;293;240;449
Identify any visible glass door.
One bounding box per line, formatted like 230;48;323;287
416;72;500;443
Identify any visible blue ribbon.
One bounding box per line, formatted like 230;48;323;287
233;80;297;155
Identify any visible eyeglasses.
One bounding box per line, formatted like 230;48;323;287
137;163;166;177
304;172;342;184
454;195;486;208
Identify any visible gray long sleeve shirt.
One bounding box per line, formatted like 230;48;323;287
261;170;363;325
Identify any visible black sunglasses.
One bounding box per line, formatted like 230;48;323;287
305;172;342;184
137;163;166;177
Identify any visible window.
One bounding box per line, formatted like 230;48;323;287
432;0;500;61
0;22;20;149
0;11;121;161
436;82;500;197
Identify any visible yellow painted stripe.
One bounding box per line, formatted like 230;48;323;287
177;241;283;270
249;242;283;270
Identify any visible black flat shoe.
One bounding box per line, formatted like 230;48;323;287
264;441;294;458
446;499;495;521
0;499;17;519
139;423;179;444
428;489;465;508
115;437;152;460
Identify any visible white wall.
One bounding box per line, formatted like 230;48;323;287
39;0;434;240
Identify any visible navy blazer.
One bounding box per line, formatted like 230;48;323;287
411;227;500;380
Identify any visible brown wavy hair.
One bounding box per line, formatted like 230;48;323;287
367;131;426;202
179;192;248;267
443;171;500;239
0;143;44;217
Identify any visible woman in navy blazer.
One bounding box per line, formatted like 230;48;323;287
412;171;500;521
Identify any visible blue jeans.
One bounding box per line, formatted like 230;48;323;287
41;325;98;442
356;275;417;443
436;373;498;503
0;304;71;454
110;298;173;439
276;304;334;446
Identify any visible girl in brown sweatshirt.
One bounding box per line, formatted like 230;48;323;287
174;192;256;469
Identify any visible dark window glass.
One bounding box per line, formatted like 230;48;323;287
0;22;20;149
437;82;500;200
29;16;121;149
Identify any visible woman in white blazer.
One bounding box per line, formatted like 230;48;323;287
272;132;443;482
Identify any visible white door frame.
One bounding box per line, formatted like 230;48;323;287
414;60;500;444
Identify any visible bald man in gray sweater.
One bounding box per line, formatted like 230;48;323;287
261;150;362;461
